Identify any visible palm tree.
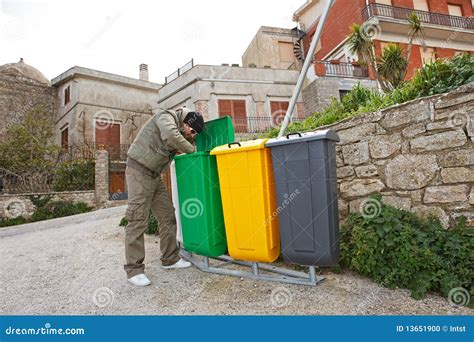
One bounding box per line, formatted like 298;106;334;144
403;12;426;79
347;23;390;92
378;44;408;90
347;13;425;91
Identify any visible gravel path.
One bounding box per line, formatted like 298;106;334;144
0;207;470;315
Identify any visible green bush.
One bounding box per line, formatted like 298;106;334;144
340;196;473;306
0;216;28;228
119;212;158;235
30;201;92;222
1;195;93;227
266;54;474;138
53;159;95;192
119;217;128;227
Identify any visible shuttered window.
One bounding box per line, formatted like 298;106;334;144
64;86;71;105
61;127;69;148
218;99;247;133
95;122;120;158
270;101;289;125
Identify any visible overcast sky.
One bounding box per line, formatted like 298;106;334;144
0;0;304;83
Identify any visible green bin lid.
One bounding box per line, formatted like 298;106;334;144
195;116;235;152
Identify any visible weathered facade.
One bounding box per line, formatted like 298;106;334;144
51;66;161;147
242;26;302;70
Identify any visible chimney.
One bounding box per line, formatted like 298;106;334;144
139;63;148;81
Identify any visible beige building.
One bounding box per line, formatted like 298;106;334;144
157;63;306;139
49;65;161;198
242;26;303;70
52;65;161;149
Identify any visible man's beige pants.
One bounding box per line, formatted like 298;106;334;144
124;165;180;278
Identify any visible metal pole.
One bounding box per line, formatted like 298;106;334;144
278;0;336;138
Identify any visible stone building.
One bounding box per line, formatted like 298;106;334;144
0;58;56;138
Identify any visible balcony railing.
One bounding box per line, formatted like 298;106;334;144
362;3;474;30
165;59;194;84
58;143;130;162
231;116;305;134
315;61;369;78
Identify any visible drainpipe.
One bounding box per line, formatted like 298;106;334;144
278;0;335;138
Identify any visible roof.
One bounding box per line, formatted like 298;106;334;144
51;66;162;90
293;0;319;21
0;58;50;85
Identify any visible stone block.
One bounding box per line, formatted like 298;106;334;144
342;142;370;166
423;185;469;204
385;154;439;190
355;164;378;178
410;131;467;152
380;101;431;129
369;133;402;159
340;179;385;199
441;167;474;184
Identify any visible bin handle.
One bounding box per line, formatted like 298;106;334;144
286;132;302;139
228;142;241;148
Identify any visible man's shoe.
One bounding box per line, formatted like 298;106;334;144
128;274;151;287
161;258;192;270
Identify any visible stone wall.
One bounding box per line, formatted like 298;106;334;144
0;191;96;219
0;74;57;138
95;150;109;206
1;149;113;219
320;83;474;228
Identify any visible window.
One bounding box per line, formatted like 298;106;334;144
64;85;71;106
218;99;247;133
339;90;351;101
61;127;68;148
95;121;121;159
413;0;429;11
278;42;295;63
270;101;289;125
420;47;435;65
448;4;463;16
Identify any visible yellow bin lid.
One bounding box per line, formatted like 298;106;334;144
210;139;269;155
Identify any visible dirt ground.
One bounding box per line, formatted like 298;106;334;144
0;206;471;315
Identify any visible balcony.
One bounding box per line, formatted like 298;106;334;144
362;3;473;30
315;61;369;78
231;116;304;134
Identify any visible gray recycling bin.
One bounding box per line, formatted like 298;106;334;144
265;130;340;266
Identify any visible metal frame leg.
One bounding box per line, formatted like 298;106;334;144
180;250;325;287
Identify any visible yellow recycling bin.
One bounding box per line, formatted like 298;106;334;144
210;139;280;263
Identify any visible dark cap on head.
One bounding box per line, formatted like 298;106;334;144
183;111;204;133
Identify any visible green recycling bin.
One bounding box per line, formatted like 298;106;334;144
174;116;234;257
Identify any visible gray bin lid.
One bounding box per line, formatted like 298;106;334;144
265;129;339;148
